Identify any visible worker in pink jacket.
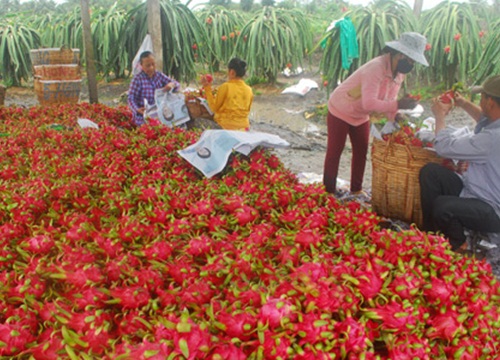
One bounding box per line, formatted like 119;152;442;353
323;32;429;196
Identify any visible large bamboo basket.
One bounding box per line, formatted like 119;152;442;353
371;138;442;228
33;64;81;81
30;47;80;66
34;79;81;105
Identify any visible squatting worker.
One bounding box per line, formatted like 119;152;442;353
419;75;500;251
323;32;429;196
200;58;253;131
128;51;180;127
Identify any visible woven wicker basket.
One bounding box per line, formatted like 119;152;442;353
34;79;81;105
185;97;214;120
0;85;5;106
371;138;442;228
34;64;81;80
30;47;80;66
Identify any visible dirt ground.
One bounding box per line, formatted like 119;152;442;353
4;70;500;277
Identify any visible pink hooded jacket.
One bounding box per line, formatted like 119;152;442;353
327;53;404;126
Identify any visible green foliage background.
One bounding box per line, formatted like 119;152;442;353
0;0;499;89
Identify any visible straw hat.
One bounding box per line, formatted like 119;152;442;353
385;32;429;66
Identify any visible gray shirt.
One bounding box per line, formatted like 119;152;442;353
434;117;500;216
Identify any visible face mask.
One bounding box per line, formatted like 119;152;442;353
396;58;414;74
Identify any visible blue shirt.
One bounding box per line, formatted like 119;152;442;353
434;117;500;216
127;71;180;126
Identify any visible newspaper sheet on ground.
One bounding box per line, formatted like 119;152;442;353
178;130;290;178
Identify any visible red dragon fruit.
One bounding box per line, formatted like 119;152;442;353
259;297;296;329
426;309;465;341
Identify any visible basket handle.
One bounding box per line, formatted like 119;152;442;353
403;144;415;163
382;135;394;162
383;135;416;164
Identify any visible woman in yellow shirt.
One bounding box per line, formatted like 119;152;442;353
201;58;253;131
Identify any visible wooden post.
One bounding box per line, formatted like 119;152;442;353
148;0;163;71
81;0;98;104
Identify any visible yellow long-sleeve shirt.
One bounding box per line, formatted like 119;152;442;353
205;79;253;130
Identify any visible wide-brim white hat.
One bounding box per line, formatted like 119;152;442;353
385;32;429;66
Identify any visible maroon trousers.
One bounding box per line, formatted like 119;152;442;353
323;112;370;194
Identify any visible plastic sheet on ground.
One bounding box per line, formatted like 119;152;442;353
484;233;500;247
296;172;323;184
296;172;349;191
77;118;99;129
480;239;498;249
178;130;290;178
281;79;318;96
282;67;304;77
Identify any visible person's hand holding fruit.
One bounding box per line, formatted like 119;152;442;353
431;95;454;133
437;82;464;105
452;91;467;108
438;90;456;104
200;74;214;87
432;96;453;117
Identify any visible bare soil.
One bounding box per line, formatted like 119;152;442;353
4;71;500;277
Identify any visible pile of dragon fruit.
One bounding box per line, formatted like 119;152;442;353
1;104;499;359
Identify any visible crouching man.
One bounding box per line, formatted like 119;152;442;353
419;75;500;251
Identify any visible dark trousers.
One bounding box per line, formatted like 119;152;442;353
419;163;500;249
323;112;370;193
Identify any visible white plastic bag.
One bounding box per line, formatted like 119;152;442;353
143;98;159;122
132;34;153;77
77;118;99;129
281;79;318;96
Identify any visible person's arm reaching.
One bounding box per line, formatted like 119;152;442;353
431;97;453;134
360;73;398;119
359;61;408;121
159;72;180;92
